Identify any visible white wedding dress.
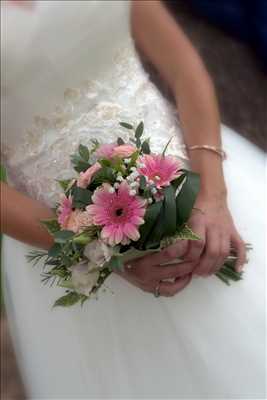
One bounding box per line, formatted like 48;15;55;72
1;1;266;398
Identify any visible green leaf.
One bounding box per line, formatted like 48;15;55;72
162;185;176;236
160;224;200;248
89;167;116;189
72;187;92;208
135;121;144;139
74;161;91;173
54;230;75;244
79;144;90;162
71;154;90;173
146;205;165;249
141;140;151;154
117;137;125;145
0;165;7;182
48;243;62;257
172;173;186;192
138;201;163;249
119;122;134;130
73;231;95;245
162;136;173;156
139;175;146;190
175;225;201;240
128;151;140;169
108;256;124;272
41;219;60;235
57;179;72;192
53;291;81;307
176;171;200;225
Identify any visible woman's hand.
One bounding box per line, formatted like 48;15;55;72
116;240;197;297
184;193;246;276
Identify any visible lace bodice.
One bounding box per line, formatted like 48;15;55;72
2;2;185;207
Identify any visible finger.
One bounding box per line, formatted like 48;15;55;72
194;229;221;276
152;261;197;281
231;233;246;272
209;235;230;275
159;274;192;297
183;225;206;262
133;240;189;269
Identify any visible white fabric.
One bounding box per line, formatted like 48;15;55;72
1;1;266;398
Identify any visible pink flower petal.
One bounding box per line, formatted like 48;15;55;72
123;223;140;241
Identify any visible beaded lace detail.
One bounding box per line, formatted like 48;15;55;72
2;39;186;207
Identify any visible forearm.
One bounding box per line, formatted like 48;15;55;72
131;0;226;198
1;182;54;249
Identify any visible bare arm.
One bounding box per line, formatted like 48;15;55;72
131;0;246;274
1;182;54;249
131;0;225;197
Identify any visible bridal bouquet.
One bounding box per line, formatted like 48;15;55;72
28;122;243;307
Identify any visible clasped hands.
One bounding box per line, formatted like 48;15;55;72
117;196;246;297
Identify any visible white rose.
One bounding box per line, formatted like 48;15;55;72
70;261;99;296
84;240;113;267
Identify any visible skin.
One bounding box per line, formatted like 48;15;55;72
1;0;246;297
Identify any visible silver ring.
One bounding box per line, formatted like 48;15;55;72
154;281;161;298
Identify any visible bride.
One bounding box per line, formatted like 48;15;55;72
1;0;265;398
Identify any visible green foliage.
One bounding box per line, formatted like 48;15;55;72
135;121;144;139
89;167;116;189
160;224;201;248
137;201;163;249
71;186;92;208
108;256;124;272
162;136;173;156
141;140;151;154
57;179;73;193
119;122;134;130
71;153;91;173
79;144;90;162
41;219;60;235
0;165;7;182
48;243;62;257
176;171;200;225
162;185;176;236
139;175;146;190
54;230;75;244
53;291;84;307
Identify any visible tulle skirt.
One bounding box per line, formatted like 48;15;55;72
2;126;266;399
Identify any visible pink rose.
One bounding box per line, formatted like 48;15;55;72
112;145;136;158
96;144;116;159
77;162;101;189
96;143;137;160
64;210;93;233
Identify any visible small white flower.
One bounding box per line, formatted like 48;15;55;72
148;198;153;204
130;167;137;172
116;175;124;182
131;171;139;179
70;261;99;296
109;187;115;193
130;181;139;188
129;189;136;196
114;182;120;189
151;187;157;194
124;158;131;164
137;162;145;168
84;239;113;266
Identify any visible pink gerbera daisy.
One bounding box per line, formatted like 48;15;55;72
86;182;146;246
137;154;182;189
